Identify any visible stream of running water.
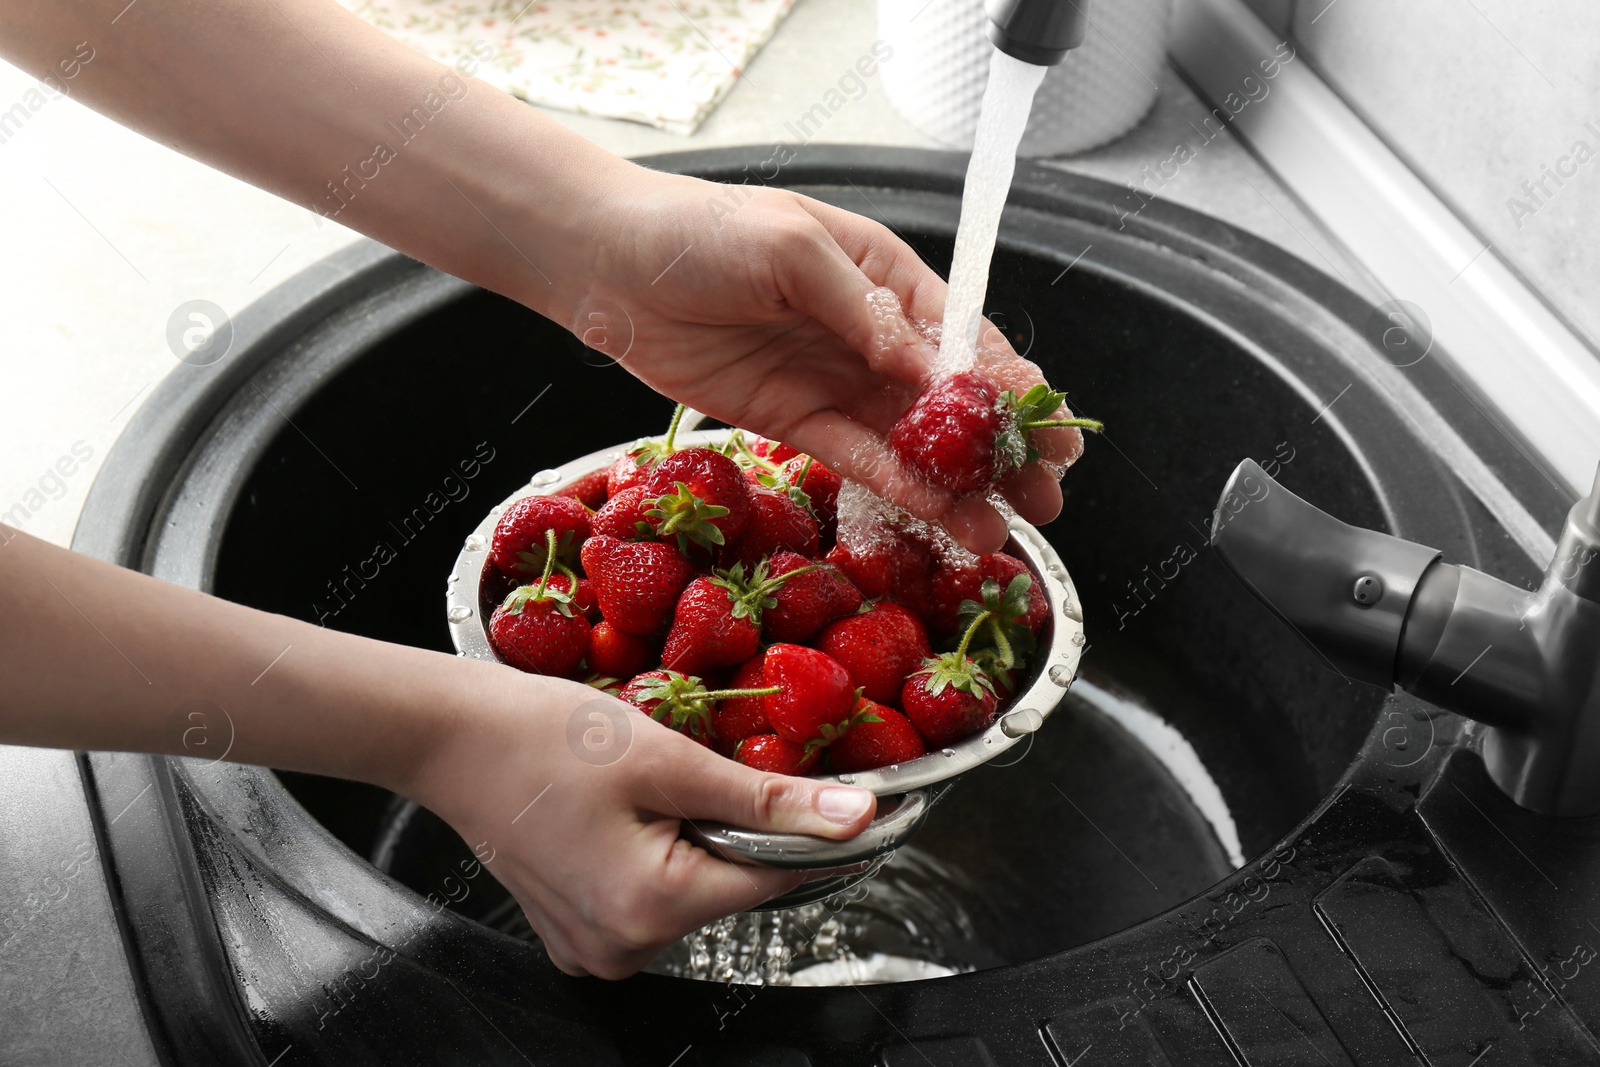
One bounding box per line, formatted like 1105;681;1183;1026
933;49;1049;376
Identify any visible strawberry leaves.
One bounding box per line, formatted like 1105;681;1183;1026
996;383;1105;473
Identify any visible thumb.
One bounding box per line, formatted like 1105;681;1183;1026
648;741;877;839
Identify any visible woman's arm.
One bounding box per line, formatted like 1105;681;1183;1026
0;524;878;978
0;0;1082;553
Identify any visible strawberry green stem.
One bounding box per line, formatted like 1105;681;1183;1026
955;609;993;661
532;528;559;597
731;434;781;473
794;455;814;485
663;403;688;451
700;685;782;701
750;563;819;599
1019;417;1104;433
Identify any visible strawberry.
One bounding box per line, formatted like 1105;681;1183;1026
779;455;842;531
488;555;591;677
587;621;655;678
720;486;818;566
711;656;773;756
660;558;811;675
762;550;861;643
620;670;714;746
889;373;1102;493
829;698;927;772
581;534;695;636
762;644;857;743
887;371;1004;493
607;404;691;496
977;554;1047;633
901;610;1001;746
490;495;590;577
620;669;778;747
591;485;658;541
825;531;934;617
928;552;1047;636
734;734;821;776
815;601;932;706
556;468;611;509
645;448;753;557
661;573;765;676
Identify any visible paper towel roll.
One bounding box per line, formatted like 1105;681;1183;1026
879;0;1172;157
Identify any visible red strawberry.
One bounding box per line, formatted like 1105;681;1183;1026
902;659;998;746
829;698;927;772
779;455;843;530
620;668;778;747
556;468;611;509
762;644;857;743
815;601;931;706
735;734;820;776
889;374;1102;493
661;573;765;676
711;656;773;756
929;552;1046;636
490;495;590;577
620;670;715;746
979;553;1047;633
825;531;934;617
581;534;695;636
488;577;591;677
720;487;818;566
591;485;658;541
900;611;1001;746
887;370;1004;493
645;448;753;556
763;550;861;643
750;437;799;464
587;621;655;678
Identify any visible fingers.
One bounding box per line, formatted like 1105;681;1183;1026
997;463;1065;526
770;213;933;389
943;495;1011;556
644;739;878;840
796;196;948;328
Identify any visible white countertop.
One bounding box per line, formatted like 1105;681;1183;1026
0;0;1360;551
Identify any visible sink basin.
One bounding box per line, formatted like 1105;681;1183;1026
72;147;1567;1065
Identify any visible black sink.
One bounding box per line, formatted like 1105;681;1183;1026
73;147;1590;1066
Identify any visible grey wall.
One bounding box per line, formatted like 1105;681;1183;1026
1241;0;1600;352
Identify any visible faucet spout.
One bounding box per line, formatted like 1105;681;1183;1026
1210;457;1600;817
985;0;1090;66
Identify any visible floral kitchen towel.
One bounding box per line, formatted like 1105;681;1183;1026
343;0;795;134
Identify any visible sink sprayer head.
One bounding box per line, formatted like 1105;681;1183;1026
1210;457;1600;818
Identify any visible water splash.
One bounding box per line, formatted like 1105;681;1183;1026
935;50;1048;376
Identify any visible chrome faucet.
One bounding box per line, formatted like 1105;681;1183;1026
985;0;1090;66
1210;458;1600;817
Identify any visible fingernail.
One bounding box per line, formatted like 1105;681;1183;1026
817;787;873;825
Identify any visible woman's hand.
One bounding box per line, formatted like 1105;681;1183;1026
558;167;1085;555
403;669;877;979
